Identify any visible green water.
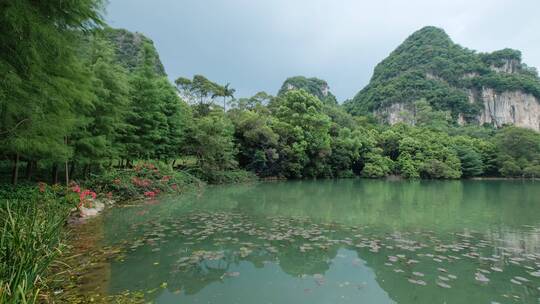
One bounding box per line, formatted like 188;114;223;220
94;179;540;303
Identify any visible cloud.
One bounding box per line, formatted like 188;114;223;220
106;0;540;100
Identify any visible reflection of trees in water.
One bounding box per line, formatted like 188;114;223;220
175;261;228;295
277;245;337;277
217;179;540;231
107;215;345;301
106;212;540;304
100;180;540;302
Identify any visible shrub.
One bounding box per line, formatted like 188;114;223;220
85;162;203;200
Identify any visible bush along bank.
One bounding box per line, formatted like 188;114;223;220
0;162;229;304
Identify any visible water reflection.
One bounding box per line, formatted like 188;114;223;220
97;179;540;303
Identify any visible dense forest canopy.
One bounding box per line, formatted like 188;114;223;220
344;26;540;121
2;3;540;303
1;4;540;186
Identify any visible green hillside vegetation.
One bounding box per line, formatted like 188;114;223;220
1;3;540;301
278;76;338;105
103;27;167;76
345;26;540;121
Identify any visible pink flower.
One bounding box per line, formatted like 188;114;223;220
144;191;156;198
72;185;81;193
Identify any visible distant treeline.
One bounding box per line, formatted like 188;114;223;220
1;1;540;186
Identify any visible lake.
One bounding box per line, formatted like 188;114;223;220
71;179;540;303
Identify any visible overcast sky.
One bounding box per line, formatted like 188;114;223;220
105;0;540;101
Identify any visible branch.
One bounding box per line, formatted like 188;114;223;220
0;119;29;135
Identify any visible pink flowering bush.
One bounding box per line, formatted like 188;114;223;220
67;182;97;209
86;161;202;200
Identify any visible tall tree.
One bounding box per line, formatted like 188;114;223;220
0;0;104;184
68;32;130;177
213;83;236;111
122;43;168;160
273;90;332;178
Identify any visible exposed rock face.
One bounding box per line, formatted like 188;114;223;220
490;59;520;74
346;26;540;131
476;88;540;131
377;89;540;131
374;103;413;125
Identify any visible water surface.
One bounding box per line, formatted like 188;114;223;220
87;180;540;303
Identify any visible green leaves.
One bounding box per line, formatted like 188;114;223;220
183;110;238;182
278;76;338;105
493;126;540;177
345;26;540;122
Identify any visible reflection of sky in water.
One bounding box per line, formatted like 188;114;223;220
488;227;540;255
95;180;540;304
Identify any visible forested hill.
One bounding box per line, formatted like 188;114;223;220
344;26;540;130
278;76;338;105
103;28;166;76
1;1;540;189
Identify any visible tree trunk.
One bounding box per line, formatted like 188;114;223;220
11;153;19;186
65;160;69;185
223;97;226;111
64;136;69;185
52;164;59;184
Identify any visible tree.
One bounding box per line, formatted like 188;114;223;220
273;90;332;178
175;77;195;102
183;110;238;180
0;0;104;184
213;83;235;111
413;99;451;132
175;75;225;106
328;128;363;177
231;92;274;111
155;78;192;163
362;152;393;178
121;43;169;160
452;136;484;177
493;126;540;177
192;75;221;104
69;32;130;177
229;110;279;176
393;127;461;179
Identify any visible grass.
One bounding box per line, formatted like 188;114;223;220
0;190;70;304
0;161;254;303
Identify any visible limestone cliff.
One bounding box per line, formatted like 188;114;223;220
103;27;167;76
345;26;540;131
374;88;540;131
473;88;540;131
